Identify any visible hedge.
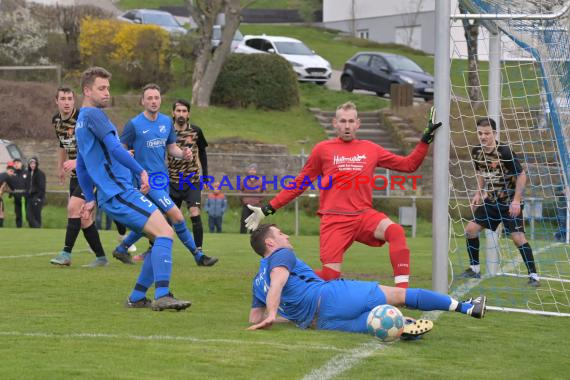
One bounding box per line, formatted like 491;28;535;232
211;53;299;110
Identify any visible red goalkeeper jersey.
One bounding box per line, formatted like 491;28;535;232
270;138;429;215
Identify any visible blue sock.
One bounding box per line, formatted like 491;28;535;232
129;253;154;302
115;231;143;254
405;288;453;311
151;237;173;299
173;221;199;255
123;231;143;248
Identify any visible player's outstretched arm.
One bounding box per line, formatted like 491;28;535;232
102;133;144;176
247;267;289;330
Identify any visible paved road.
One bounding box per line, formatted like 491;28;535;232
326;69;378;97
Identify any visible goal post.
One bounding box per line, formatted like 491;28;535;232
435;1;570;316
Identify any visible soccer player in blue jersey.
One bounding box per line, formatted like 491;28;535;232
248;224;486;335
75;66;191;311
111;83;218;267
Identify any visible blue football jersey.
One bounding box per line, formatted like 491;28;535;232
121;112;177;175
251;248;325;329
75;107;133;203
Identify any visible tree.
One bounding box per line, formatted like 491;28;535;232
0;4;47;65
187;0;255;107
398;0;424;49
30;4;112;69
458;1;482;104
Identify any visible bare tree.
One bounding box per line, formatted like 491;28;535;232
187;0;254;107
29;4;111;69
458;1;482;104
398;0;423;48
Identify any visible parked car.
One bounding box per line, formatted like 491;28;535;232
0;139;25;171
341;52;434;101
118;9;187;35
243;35;332;84
211;25;259;54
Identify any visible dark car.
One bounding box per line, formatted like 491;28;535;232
341;52;434;101
0;139;25;170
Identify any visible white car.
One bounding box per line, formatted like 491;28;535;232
242;35;332;84
212;26;259;54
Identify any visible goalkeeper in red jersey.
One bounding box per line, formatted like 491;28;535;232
245;102;441;288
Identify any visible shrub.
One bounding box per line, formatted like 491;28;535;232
211;53;299;110
79;18;172;88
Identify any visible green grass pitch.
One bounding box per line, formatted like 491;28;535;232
0;228;568;379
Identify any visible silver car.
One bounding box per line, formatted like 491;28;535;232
118;9;187;35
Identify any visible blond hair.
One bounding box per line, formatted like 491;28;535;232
336;101;358;118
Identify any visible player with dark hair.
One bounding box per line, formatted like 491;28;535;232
168;98;209;252
246;102;441;288
75;66;191;310
462;118;540;286
112;85;218;267
49;86;109;267
248;224;486;335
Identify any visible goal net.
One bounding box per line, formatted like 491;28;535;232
447;0;570;316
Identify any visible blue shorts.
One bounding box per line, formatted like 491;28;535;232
146;188;176;214
101;189;157;233
316;279;386;333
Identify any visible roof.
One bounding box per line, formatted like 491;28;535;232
243;35;303;43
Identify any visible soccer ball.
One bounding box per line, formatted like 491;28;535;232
366;305;405;342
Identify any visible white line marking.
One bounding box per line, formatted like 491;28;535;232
0;331;349;353
0;249;89;259
303;342;383;380
303;241;562;380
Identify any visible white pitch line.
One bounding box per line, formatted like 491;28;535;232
0;331;350;353
303;242;561;380
0;249;89;259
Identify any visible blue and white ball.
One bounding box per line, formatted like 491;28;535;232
366;305;405;342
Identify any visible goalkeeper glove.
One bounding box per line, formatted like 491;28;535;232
421;106;442;144
245;203;276;231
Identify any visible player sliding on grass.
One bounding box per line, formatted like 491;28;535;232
246;102;441;288
248;224;486;337
75;67;190;311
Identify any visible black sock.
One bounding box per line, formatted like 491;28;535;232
83;223;106;258
466;237;480;266
0;218;3;227
191;215;204;248
518;242;537;274
64;218;82;253
115;221;126;235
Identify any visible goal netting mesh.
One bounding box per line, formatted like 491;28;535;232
448;0;570;316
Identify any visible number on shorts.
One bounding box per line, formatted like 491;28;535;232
158;196;172;208
140;196;153;208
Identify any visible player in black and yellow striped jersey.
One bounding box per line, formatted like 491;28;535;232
50;86;108;267
168;99;209;251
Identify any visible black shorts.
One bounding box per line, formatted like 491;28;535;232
169;182;201;209
69;177;85;200
473;200;525;234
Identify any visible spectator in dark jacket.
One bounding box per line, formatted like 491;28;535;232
0;164;13;227
204;182;227;233
25;157;46;228
5;158;27;227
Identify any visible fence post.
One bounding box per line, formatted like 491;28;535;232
390;84;413;108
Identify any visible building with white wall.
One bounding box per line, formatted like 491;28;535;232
322;0;530;61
